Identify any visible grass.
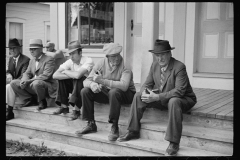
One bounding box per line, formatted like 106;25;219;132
6;139;67;156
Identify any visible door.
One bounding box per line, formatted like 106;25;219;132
195;2;233;74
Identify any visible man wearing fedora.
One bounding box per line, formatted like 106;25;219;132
118;39;197;156
44;42;66;71
75;43;136;142
6;38;30;120
10;39;58;111
52;40;94;121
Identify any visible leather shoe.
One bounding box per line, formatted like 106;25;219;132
118;131;140;142
68;110;80;121
37;99;47;111
165;142;179;156
22;98;38;107
75;121;97;136
108;124;119;141
6;107;14;121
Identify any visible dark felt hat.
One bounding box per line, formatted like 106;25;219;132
6;38;22;48
149;39;175;54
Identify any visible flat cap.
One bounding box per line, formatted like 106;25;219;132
103;43;122;57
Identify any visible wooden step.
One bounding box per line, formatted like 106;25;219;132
12;106;233;155
6;118;229;156
6;132;116;156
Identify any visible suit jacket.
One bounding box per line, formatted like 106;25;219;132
21;53;57;98
6;54;30;79
141;57;197;107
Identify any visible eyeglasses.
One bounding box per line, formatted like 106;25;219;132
29;48;38;51
9;47;17;50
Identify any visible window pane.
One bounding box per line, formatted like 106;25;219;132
67;2;114;48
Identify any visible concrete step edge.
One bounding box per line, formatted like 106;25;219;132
6;132;116;156
6;118;230;156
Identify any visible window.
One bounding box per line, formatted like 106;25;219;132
67;2;114;48
44;21;50;44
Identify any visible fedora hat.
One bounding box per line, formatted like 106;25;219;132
103;43;122;57
6;38;22;48
28;39;43;48
65;40;83;55
44;42;55;48
149;39;175;54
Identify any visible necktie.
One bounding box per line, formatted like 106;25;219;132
160;67;165;92
13;58;16;78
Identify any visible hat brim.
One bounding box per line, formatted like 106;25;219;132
27;46;43;48
65;47;84;56
6;45;22;48
149;47;175;54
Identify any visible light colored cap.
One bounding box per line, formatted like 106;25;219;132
103;43;122;57
45;42;55;48
65;40;83;55
28;39;43;48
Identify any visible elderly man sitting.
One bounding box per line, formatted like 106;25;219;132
75;43;136;142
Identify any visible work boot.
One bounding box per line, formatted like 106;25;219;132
53;107;69;115
6;106;14;121
108;124;119;141
68;110;81;121
75;120;97;136
37;99;47;111
165;142;179;156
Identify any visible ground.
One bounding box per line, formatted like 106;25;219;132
6;140;67;156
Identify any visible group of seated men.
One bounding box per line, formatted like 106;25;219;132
6;38;197;156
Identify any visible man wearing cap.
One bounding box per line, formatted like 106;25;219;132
52;40;94;121
75;43;136;142
44;42;66;71
6;38;30;120
10;39;57;111
118;39;197;156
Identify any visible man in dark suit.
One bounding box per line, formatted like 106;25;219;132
10;39;57;112
6;38;30;120
118;40;197;156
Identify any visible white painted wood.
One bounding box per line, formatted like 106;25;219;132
159;34;164;40
159;3;165;22
165;2;174;45
206;2;220;20
227;3;233;19
132;36;143;83
185;3;196;84
135;3;142;24
203;33;219;58
50;3;58;49
225;32;233;58
58;3;66;50
141;3;159;85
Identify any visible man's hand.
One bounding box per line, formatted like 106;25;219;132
20;80;31;89
141;88;159;103
93;70;103;83
6;74;13;84
90;83;102;93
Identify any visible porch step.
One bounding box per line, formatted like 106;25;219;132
6;118;229;156
6;132;116;156
11;106;233;155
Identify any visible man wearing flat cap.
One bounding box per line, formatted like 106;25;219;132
75;43;136;142
118;40;197;156
10;39;57;111
44;42;66;71
6;38;30;120
52;40;94;121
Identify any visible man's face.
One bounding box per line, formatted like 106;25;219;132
108;54;121;66
9;47;21;58
154;51;172;67
29;48;43;58
70;50;82;64
46;45;54;52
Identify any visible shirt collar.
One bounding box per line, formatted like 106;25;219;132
37;54;43;61
161;64;168;72
13;54;20;61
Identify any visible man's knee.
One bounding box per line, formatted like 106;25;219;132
10;79;21;89
81;87;91;96
108;88;121;97
168;98;182;110
30;80;46;89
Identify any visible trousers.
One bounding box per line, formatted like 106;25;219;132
127;92;195;144
10;79;49;103
55;76;86;108
81;87;135;124
6;84;25;107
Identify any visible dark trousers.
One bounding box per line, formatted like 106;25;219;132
55;76;86;108
10;79;48;102
81;87;135;124
127;92;195;144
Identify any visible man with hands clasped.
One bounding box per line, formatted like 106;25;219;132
118;40;197;156
75;43;136;142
